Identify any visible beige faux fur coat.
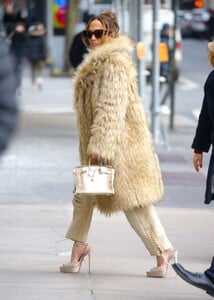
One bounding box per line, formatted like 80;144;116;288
73;34;163;214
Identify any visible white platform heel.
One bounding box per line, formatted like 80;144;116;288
146;249;178;278
60;243;91;273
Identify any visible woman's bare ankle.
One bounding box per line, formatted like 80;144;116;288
71;242;88;262
156;248;175;267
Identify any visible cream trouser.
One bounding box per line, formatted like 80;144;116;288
65;195;172;256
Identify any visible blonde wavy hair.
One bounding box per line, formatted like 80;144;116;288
208;41;214;67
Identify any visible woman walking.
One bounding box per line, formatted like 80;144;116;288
9;22;27;95
60;10;176;277
27;22;47;89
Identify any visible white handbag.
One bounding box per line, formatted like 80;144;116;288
73;165;115;196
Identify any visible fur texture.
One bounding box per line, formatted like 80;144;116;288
73;34;163;214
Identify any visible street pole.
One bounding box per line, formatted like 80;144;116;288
137;0;146;101
0;4;4;35
151;0;160;144
46;0;53;66
112;0;123;32
170;0;178;129
127;0;146;100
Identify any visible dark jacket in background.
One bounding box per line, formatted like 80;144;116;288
192;69;214;204
0;37;18;153
3;10;22;36
69;31;88;69
9;30;28;58
68;13;95;69
208;15;214;41
27;26;47;61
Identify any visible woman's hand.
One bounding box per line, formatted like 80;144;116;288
193;153;202;172
89;153;103;164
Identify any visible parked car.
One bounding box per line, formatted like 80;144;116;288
190;8;210;38
178;10;193;38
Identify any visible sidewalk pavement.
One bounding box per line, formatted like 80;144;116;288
0;74;213;300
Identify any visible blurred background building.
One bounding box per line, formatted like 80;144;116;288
0;0;213;70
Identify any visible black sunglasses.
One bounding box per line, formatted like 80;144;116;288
82;29;108;39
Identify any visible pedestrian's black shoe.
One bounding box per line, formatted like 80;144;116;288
207;291;214;297
172;263;214;297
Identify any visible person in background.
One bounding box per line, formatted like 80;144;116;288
9;21;28;95
158;22;174;114
27;22;47;89
172;40;214;297
3;2;22;36
69;30;87;70
3;2;28;36
160;23;173;81
68;13;95;70
0;36;18;153
60;10;177;278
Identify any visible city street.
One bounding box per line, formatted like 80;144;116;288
0;39;213;299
